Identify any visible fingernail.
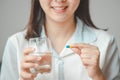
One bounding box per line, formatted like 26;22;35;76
35;64;39;67
37;57;41;61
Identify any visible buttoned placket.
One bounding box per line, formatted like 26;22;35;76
40;17;97;80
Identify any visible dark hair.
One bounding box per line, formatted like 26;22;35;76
25;0;97;40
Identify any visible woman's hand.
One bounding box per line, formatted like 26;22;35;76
71;43;105;80
20;48;41;80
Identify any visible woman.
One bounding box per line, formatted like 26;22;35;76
0;0;119;80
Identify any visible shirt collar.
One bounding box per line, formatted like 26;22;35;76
71;17;97;44
40;17;97;58
60;17;97;58
40;17;97;43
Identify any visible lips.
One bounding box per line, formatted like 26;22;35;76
52;6;67;10
51;6;68;13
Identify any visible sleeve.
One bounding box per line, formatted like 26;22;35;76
102;36;120;80
0;37;19;80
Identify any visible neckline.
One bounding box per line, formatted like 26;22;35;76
52;18;82;57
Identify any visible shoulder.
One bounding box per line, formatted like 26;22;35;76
8;30;27;41
84;26;116;48
92;28;114;42
90;28;116;49
5;29;29;55
6;30;27;48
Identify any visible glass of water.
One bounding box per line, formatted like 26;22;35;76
28;37;53;74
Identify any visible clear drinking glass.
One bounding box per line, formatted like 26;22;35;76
28;37;53;75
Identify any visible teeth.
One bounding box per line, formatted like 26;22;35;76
53;7;66;10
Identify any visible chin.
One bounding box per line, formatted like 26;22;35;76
51;16;69;23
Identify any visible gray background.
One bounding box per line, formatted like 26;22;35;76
0;0;120;62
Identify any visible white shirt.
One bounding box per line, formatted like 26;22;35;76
0;18;120;80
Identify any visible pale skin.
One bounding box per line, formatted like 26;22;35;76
20;0;106;80
71;43;106;80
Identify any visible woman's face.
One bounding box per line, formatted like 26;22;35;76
39;0;80;23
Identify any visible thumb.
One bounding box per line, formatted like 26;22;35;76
71;47;81;55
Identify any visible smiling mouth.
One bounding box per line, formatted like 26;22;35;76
51;6;68;13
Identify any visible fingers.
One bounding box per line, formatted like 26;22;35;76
21;48;52;79
70;43;99;55
20;56;40;79
71;43;96;49
23;47;35;55
20;48;38;80
21;55;42;70
70;43;100;67
82;58;98;67
80;48;100;57
71;48;81;55
21;62;39;70
20;61;37;80
68;43;102;78
24;55;41;63
20;70;36;80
